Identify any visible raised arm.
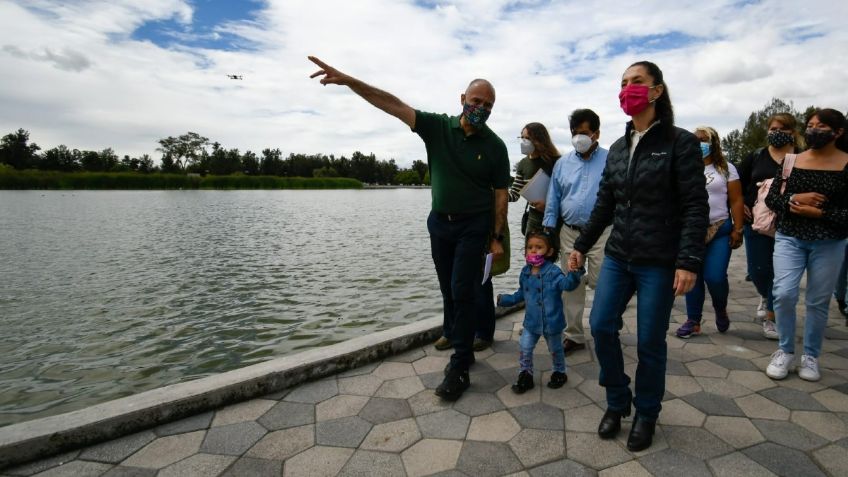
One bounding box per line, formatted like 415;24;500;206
309;56;416;128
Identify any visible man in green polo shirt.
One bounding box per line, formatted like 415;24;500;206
309;56;510;401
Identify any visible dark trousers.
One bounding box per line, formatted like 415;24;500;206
428;211;492;371
590;256;675;422
743;224;775;311
475;278;495;342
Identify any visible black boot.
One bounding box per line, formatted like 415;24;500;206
598;407;630;439
511;370;534;394
435;368;470;401
627;415;656;452
838;299;848;318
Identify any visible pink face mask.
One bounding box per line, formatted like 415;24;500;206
526;254;546;267
618;84;652;116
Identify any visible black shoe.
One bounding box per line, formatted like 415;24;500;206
511;370;534;394
627;415;656;452
598;408;630;439
838;300;848;318
444;354;475;376
473;338;492;351
435;368;470;401
563;339;586;356
745;274;752;282
547;371;567;389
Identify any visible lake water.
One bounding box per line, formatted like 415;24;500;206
0;190;525;426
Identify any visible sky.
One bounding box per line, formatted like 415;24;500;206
1;0;847;169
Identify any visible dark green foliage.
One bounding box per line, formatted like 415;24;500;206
0;169;362;190
0;129;41;169
721;98;813;165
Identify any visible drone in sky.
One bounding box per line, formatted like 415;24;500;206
227;74;243;80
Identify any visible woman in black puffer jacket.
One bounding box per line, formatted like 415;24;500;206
569;61;708;452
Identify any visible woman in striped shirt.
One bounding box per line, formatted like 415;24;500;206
510;123;561;235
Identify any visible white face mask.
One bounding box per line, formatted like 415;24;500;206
520;138;535;155
572;134;593;154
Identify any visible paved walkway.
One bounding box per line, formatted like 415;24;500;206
5;252;848;477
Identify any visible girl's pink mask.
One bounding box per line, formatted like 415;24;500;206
618;84;651;116
526;254;546;267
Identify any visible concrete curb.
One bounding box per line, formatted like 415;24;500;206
0;317;446;468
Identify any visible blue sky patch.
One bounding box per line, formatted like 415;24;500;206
606;31;701;56
132;0;263;51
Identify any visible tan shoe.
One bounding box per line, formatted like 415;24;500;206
563;338;586;355
434;336;452;350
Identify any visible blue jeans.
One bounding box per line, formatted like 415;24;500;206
685;220;732;322
773;233;847;358
835;243;848;304
519;330;565;374
428;211;492;371
743;224;775;312
590;256;674;422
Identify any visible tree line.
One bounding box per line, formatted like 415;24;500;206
0;131;431;185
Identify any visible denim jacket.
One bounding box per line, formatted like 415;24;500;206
498;261;585;335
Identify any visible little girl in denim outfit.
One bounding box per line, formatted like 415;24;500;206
497;230;585;393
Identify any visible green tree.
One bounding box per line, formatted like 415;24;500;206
313;166;339;177
721;98;809;164
0;129;41;169
411;159;428;183
394;169;420;185
156;132;209;171
242;150;259;175
40;145;79;171
260;148;285;175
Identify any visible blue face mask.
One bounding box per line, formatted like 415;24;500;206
700;142;711;158
463;102;491;128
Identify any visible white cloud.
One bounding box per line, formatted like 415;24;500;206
0;0;846;168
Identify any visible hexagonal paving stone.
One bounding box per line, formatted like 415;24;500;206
338;450;406;477
200;421;267;455
245;424;314;460
497;383;542;408
813;444;848;477
703;416;765;448
283;446;353;477
283;378;338;404
509;402;564;430
726;370;776;392
121;430;206;469
374;376;425;399
4;450;81;476
387;348;426;363
372;362;416;380
743;442;826;477
79;430;156;463
508;429;565;467
467;410;522;441
734;393;791;420
211;399;277;427
597;460;652;477
360;417;422;452
664;375;702;397
453;391;506;417
315;416;373;448
565;431;632;469
316;394;370;421
709;355;761;371
18;461;112;477
638;448;712;477
706;452;774;477
469;371;509;393
157;453;236;477
681;391;745;417
455;441;523;476
101;466;158;477
257;401;315;430
664;425;734;459
657;398;706;427
220;457;282;477
792;410;848;441
408;389;453;416
563;403;605;433
359;397;412;424
417;409;471;439
812;389;848;412
752;419;829;451
540;386;592;410
412;356;451;375
154;412;213;437
338;374;384;396
694;377;754;398
685;359;729;378
402;439;463;477
760;387;829;411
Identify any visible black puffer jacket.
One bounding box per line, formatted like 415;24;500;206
574;121;709;272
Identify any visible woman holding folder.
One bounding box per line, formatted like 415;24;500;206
509;123;561;235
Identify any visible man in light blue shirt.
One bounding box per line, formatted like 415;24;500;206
543;109;609;354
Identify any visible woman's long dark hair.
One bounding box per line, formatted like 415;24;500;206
629;61;674;130
523;122;561;173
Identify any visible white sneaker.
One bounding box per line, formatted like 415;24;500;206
799;355;821;382
756;297;766;319
766;350;794;379
762;319;778;340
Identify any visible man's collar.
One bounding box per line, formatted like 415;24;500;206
626;119;661;137
452;114;490;137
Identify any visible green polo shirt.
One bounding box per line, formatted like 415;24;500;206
413;110;511;214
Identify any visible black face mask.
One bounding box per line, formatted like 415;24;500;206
805;128;836;149
767;130;794;148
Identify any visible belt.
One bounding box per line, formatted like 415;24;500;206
563;222;583;232
434;211;483;222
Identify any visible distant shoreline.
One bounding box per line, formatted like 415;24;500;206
363;184;430;189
